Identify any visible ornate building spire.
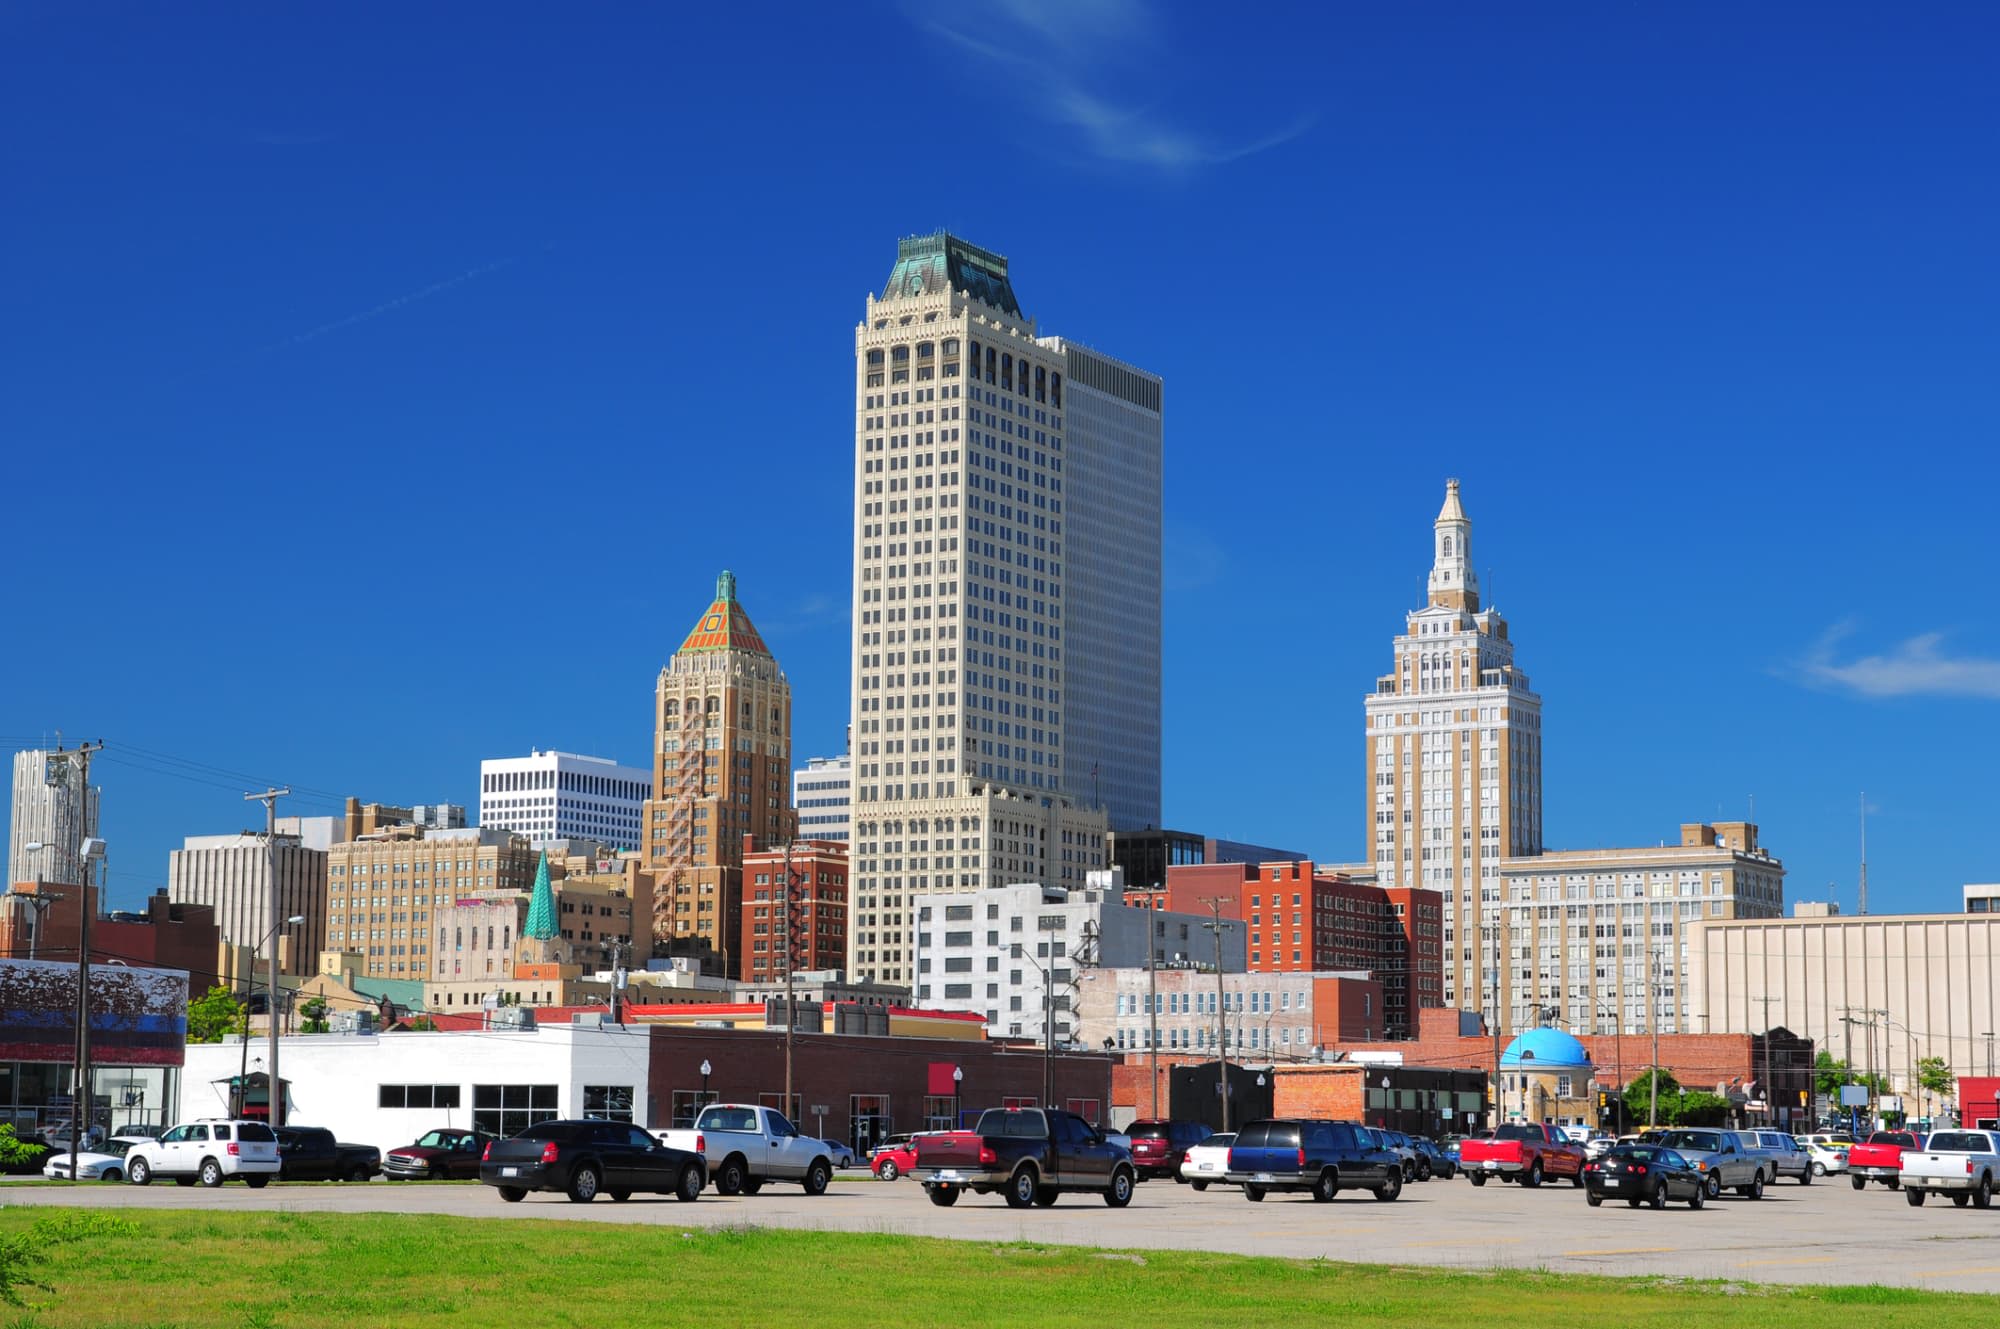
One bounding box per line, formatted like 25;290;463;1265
524;851;557;940
1428;478;1479;612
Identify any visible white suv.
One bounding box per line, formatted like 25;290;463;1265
126;1119;281;1188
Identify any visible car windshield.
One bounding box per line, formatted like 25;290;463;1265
1612;1146;1667;1163
1869;1132;1919;1147
973;1109;1047;1138
1926;1132;1991;1153
1491;1125;1542;1141
415;1131;453;1148
1651;1130;1721;1152
1206;1134;1235;1149
1126;1121;1172;1140
238;1124;276;1143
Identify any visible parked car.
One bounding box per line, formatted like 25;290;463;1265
1377;1129;1420;1180
1746;1130;1814;1185
912;1107;1137;1209
384;1128;497;1180
1584;1135;1618;1161
1793;1136;1848;1176
1178;1132;1235;1190
1847;1130;1926;1190
657;1103;836;1196
817;1138;858;1168
1224;1118;1402;1203
482;1119;705;1203
1900;1129;2000;1208
1461;1124;1586;1188
1641;1128;1771;1199
1583;1143;1707;1209
871;1134;930;1181
1411;1136;1455;1180
274;1126;381;1182
42;1135;151;1182
1125;1119;1213;1182
124;1119;280;1188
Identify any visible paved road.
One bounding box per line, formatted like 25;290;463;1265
7;1171;1999;1295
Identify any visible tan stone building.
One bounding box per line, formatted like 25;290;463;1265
324;827;539;980
641;572;794;975
1364;480;1543;1021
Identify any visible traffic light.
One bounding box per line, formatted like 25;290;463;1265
1598;1091;1609;1109
1798;1089;1809;1107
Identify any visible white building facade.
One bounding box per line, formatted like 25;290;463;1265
480;750;650;852
909;874;1244;1044
792;754;853;843
8;747;101;889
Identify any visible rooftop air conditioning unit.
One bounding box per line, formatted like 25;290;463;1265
572;1012;610;1028
492;1007;537;1030
330;1010;377;1035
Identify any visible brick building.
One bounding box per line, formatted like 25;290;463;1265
739;837;847;983
1151;860;1442;1037
2;883;220;981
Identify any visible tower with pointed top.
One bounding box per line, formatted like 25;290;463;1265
517;850;568;966
641;571;794;976
1364;481;1542;1032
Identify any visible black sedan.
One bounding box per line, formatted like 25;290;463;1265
481;1119;705;1203
1583;1144;1706;1209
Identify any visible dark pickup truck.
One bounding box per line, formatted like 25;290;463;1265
480;1118;706;1204
912;1107;1137;1209
1224;1118;1404;1202
273;1127;382;1182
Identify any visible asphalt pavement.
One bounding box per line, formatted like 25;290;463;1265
6;1170;1998;1295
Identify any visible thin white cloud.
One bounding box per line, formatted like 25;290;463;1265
259;255;520;353
1796;624;2000;700
912;3;1308;170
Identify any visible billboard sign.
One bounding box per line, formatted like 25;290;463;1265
0;959;188;1067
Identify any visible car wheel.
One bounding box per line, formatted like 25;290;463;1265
1906;1188;1926;1207
928;1185;960;1207
568;1163;601;1203
175;1176;196;1187
1626;1196;1643;1208
1799;1164;1813;1186
101;1168;121;1182
1005;1169;1038;1209
1811;1161;1826;1176
1707;1173;1723;1198
609;1188;632;1202
803;1160;831;1196
1952;1193;1971;1208
1373;1171;1402;1202
1887;1177;1902;1191
1689;1185;1705;1211
1586;1191;1603;1207
740;1178;764;1196
245;1176;269;1189
497;1186;526;1203
1313;1169;1339;1203
676;1163;703;1203
1191;1181;1209;1192
1650;1181;1668;1210
877;1159;899;1182
1747;1173;1765;1200
1470;1173;1487;1187
1975;1175;1994;1209
128;1159;151;1186
1523;1162;1542;1189
1850;1175;1866;1191
347;1165;372;1183
1244;1184;1266;1202
1570;1170;1584;1188
715;1157;747;1196
1035;1186;1059;1207
200;1159;224;1188
1417;1159;1431;1182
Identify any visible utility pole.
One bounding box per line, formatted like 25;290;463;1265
1649;947;1662;1128
1201;900;1233;1133
782;839;797;1120
244;787;290;1127
1147;929;1160;1119
1841;1008;1858;1134
42;744;104;1182
1984;1031;1995;1079
1752;995;1779;1123
1490;935;1501;1126
1857;792;1868;916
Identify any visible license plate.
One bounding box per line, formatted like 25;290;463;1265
500;1166;519;1177
1253;1172;1275;1183
934;1170;964;1182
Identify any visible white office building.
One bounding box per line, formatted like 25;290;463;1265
8;748;101;889
792;754;853;843
479;751;650;852
909;871;1244;1045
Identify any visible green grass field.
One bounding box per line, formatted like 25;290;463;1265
0;1208;1987;1329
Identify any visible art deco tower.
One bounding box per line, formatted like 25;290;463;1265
642;571;793;974
1363;481;1543;1026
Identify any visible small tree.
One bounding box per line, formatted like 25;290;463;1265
1625;1069;1681;1124
1674;1091;1734;1127
1918;1056;1956;1103
297;998;331;1035
186;985;246;1044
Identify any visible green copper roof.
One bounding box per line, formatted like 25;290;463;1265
524;851;558;941
882;232;1023;317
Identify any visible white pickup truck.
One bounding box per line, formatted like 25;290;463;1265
1900;1129;2000;1209
657;1103;834;1196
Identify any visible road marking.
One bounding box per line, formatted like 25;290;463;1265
1912;1266;2000;1277
1560;1246;1676;1257
1406;1237;1521;1248
1734;1257;1837;1268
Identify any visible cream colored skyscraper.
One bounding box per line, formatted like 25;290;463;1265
848;233;1110;985
1364;481;1544;1025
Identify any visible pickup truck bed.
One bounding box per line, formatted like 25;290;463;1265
913;1107;1135;1209
1900;1130;2000;1208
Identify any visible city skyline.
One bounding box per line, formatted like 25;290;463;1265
7;7;1998;918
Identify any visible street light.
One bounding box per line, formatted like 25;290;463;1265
238;916;306;1120
700;1059;713;1107
66;835;107;1184
952;1065;963;1128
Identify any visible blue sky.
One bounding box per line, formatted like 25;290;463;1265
4;3;1996;915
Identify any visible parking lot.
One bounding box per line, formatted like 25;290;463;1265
6;1172;1998;1295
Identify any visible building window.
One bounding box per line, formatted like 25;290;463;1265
671;1089;720;1128
377;1084;461;1110
583;1085;636;1122
472;1083;558;1138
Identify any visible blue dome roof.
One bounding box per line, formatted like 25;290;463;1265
1500;1027;1591;1068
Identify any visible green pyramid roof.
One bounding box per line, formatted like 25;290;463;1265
524;851;558;941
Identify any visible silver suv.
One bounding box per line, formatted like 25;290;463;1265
125;1119;282;1188
1747;1130;1814;1185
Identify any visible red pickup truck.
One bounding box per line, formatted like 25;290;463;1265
1846;1130;1925;1190
1461;1124;1586;1188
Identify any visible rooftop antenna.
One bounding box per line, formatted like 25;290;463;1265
1857;792;1868;916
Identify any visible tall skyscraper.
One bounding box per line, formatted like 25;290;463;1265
8;748;101;888
168;832;328;975
848;232;1159;983
1363;480;1543;1023
640;572;793;973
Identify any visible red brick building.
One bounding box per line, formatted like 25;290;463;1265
739;837;847;983
1154;861;1442;1038
4;883;221;981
